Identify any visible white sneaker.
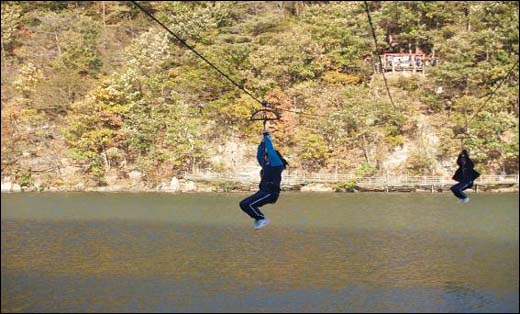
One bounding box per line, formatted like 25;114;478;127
462;197;470;204
254;218;270;230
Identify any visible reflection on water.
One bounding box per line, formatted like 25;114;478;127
1;192;519;312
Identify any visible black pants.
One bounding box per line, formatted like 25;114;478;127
450;180;473;200
239;190;279;220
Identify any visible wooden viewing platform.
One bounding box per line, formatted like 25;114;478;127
377;52;438;73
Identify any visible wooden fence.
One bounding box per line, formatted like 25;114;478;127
186;173;519;188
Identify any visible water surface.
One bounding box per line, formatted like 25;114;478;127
2;192;519;312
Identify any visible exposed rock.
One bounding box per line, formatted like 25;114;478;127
493;186;519;192
336;187;359;193
383;143;409;170
158;177;196;192
300;183;334;192
94;185;126;192
1;182;22;192
179;180;197;192
32;176;45;189
415;188;433;193
105;171;120;185
169;177;180;192
74;183;85;191
60;165;81;177
129;170;143;181
197;185;216;192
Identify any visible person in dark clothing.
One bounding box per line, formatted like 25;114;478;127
239;132;288;229
450;146;480;203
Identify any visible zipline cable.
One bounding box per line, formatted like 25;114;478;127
130;1;264;106
464;59;519;130
130;1;329;120
363;0;397;110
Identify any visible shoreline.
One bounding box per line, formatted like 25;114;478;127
3;175;518;194
2;184;518;194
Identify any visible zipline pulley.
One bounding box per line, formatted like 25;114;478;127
250;101;280;132
453;126;472;148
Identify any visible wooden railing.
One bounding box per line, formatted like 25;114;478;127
186;173;519;187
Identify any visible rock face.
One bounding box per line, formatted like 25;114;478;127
91;185;126;192
197;185;215;192
158;177;180;192
169;177;180;192
179;180;197;192
129;170;143;181
127;170;144;190
300;183;334;192
1;182;22;192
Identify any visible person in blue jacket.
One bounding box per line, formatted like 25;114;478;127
240;131;288;229
450;146;480;203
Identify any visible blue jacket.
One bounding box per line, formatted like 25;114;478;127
257;134;284;193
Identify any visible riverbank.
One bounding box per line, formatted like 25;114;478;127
1;179;518;193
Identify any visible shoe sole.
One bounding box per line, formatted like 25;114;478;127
254;222;270;230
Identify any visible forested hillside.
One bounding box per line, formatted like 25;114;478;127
1;1;518;190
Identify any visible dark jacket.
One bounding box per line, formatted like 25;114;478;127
257;134;284;193
452;150;480;182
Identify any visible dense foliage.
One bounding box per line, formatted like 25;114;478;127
1;1;518;187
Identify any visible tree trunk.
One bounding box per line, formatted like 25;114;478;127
102;2;107;49
466;4;471;32
1;41;6;108
102;145;110;170
362;134;370;164
55;33;62;56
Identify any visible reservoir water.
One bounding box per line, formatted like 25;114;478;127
1;192;518;312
